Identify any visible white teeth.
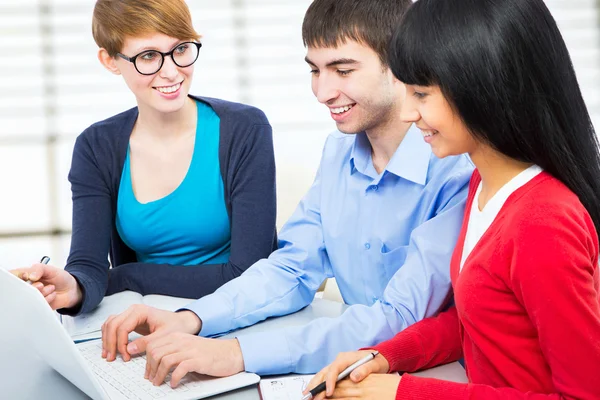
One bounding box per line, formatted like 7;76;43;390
331;105;353;114
156;82;181;94
422;131;437;137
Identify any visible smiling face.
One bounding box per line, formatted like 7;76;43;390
401;84;480;158
102;33;195;115
305;40;402;135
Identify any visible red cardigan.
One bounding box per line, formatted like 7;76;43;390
374;171;600;399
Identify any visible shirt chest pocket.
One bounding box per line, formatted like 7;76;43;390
380;244;409;281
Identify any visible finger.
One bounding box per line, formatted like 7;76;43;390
170;359;195;388
153;352;186;386
147;338;181;382
305;370;326;393
116;322;133;362
101;316;112;359
128;329;165;356
103;313;127;361
325;363;345;396
32;282;44;291
349;360;377;382
40;284;55;297
330;380;360;399
146;339;175;382
44;291;57;306
23;264;46;282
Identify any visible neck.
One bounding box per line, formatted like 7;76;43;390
470;144;533;208
135;96;197;141
366;113;412;174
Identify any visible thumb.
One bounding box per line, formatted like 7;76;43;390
350;362;377;382
21;264;45;282
127;335;149;355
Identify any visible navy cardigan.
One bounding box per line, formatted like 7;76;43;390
62;96;278;315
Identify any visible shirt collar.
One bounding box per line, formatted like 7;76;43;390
349;125;431;185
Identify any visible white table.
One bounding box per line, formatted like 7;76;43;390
0;298;467;399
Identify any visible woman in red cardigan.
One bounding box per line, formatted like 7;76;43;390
304;0;600;399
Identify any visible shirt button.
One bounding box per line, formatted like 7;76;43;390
373;185;379;191
372;295;378;302
364;243;371;250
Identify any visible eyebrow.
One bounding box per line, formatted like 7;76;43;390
304;56;360;68
133;40;183;54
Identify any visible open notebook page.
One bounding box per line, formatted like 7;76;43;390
62;291;195;338
259;375;314;400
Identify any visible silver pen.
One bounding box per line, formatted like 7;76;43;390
301;351;379;400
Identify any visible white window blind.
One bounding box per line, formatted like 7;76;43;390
0;0;598;269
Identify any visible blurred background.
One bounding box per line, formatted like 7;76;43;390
0;0;599;271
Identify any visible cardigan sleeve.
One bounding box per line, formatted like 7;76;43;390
104;122;278;299
372;306;463;373
60;132;113;315
393;205;600;400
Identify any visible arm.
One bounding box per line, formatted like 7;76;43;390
104;123;277;299
394;210;600;400
182;156;330;338
61;132;114;315
234;170;471;375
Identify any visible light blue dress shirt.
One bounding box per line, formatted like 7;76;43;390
183;126;474;375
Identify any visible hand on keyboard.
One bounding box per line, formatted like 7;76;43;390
101;304;202;362
144;333;245;388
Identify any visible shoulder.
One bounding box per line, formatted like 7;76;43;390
192;95;270;126
321;130;356;158
427;153;474;186
76;107;137;150
503;172;598;258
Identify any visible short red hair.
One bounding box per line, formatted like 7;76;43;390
92;0;201;56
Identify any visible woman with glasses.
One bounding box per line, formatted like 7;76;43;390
11;0;278;316
305;0;600;399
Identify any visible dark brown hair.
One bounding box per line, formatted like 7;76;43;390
302;0;412;65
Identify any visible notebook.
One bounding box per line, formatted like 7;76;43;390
62;290;195;341
259;375;314;400
0;267;260;400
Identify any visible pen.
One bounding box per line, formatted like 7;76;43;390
25;256;51;284
301;351;379;400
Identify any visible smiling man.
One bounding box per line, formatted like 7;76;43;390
101;0;474;385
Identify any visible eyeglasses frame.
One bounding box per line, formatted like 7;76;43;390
116;41;202;75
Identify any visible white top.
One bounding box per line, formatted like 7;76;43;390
460;165;543;271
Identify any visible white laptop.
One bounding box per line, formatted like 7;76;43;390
0;268;260;400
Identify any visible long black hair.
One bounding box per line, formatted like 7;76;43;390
390;0;600;235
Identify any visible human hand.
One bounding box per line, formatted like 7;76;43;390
323;373;401;400
144;333;244;387
305;350;390;400
10;263;82;310
101;305;201;362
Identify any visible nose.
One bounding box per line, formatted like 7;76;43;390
312;73;340;104
400;96;421;123
158;55;179;80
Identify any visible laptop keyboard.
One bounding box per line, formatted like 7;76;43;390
78;341;206;399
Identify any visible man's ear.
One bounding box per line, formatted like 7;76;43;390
98;48;121;75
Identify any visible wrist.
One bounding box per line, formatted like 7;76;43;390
68;274;84;308
232;339;245;373
178;310;202;335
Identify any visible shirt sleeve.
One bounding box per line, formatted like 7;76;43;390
181;159;330;347
220;169;470;375
61;132;113;316
392;204;600;400
103;122;278;300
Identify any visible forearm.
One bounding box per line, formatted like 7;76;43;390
397;375;569;400
237;300;419;375
374;307;462;373
105;261;246;298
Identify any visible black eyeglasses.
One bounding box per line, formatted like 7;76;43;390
116;41;202;75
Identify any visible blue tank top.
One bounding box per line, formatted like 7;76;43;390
116;100;231;266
